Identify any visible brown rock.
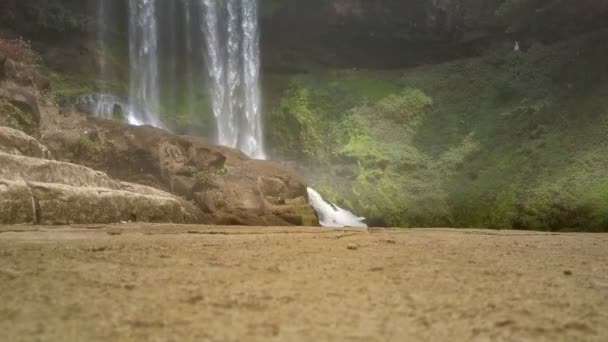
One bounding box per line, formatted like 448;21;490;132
0;126;51;159
0;135;206;225
29;182;200;225
0;179;36;224
44;118;318;226
170;175;195;199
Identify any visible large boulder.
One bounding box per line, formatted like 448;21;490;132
43;118;319;226
0;127;206;225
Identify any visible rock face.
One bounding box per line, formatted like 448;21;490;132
262;0;608;68
43;119;318;226
0;53;318;227
0;126;52;158
0;127;204;225
262;0;505;68
267;0;503;36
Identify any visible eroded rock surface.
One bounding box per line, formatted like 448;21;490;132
44;119;318;226
0;127;204;225
0;126;51;159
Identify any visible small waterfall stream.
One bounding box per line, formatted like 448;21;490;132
94;0;366;227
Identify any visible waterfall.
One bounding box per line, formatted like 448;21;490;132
198;0;364;227
93;0;366;227
182;0;196;122
128;0;163;128
200;0;266;159
95;0;110;85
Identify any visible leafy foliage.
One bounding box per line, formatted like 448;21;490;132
1;0;88;33
495;0;608;35
0;99;33;131
266;30;608;231
0;37;39;65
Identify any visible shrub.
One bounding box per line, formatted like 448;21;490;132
0;99;33;131
0;37;39;65
78;134;94;155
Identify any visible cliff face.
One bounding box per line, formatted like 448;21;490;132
261;0;608;68
265;0;502;35
262;0;504;68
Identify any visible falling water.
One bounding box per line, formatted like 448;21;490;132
94;0;263;146
201;0;266;159
95;0;110;85
128;0;163;127
182;0;197;122
307;188;368;228
92;0;364;227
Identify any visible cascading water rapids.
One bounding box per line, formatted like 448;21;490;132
307;188;368;228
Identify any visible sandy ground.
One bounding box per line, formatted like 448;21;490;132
0;225;607;341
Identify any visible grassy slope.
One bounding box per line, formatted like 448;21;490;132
265;31;608;231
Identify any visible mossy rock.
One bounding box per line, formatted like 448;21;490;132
0;99;35;133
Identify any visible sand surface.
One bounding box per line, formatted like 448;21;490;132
1;224;607;341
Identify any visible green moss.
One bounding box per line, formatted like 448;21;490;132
77;134;94;156
266;30;608;231
40;63;127;101
42;68;96;99
159;90;215;136
0;99;33;131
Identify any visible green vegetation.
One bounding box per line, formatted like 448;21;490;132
78;134;94;155
41;64;127;103
0;99;33;131
159;84;215;137
495;0;606;35
266;31;608;231
42;68;98;99
1;1;88;33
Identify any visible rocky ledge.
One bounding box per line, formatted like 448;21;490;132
0;127;203;225
43;119;318;226
0;54;318;226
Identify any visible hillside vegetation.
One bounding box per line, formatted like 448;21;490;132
267;31;608;231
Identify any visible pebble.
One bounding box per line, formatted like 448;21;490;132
347;243;359;251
